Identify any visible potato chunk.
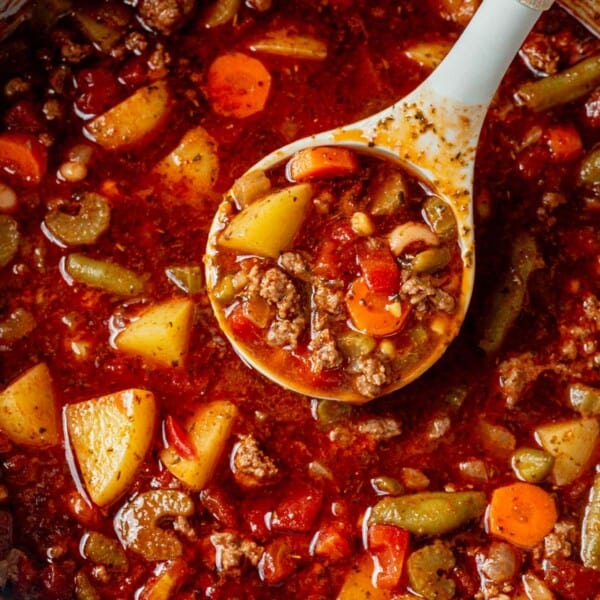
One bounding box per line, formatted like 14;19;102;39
154;125;219;193
535;418;599;486
160;400;238;490
115;297;194;368
219;183;312;259
0;363;59;447
85;80;170;150
65;389;156;506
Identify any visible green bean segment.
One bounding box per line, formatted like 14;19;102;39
45;193;111;246
511;447;554;483
0;214;19;268
336;330;376;358
65;253;145;296
514;54;600;112
568;382;600;416
83;532;128;571
579;147;600;186
479;232;539;355
407;540;456;600
369;490;486;535
582;472;600;569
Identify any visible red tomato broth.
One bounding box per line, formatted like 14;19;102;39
0;1;598;599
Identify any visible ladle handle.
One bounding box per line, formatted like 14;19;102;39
425;0;554;107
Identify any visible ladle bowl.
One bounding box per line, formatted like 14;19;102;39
205;0;554;402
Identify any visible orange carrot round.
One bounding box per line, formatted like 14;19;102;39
0;132;47;185
488;482;557;548
206;52;271;118
345;277;409;337
287;146;358;181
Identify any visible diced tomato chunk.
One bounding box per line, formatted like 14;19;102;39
227;304;261;343
312;523;352;562
357;239;401;295
0;132;47;185
367;524;410;590
271;484;323;532
544;558;600;600
164;415;195;460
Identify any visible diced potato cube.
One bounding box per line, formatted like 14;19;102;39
65;389;156;506
336;554;394;600
219;183;312;258
85;80;170;150
404;40;452;70
535;418;599;486
0;363;59;447
250;30;328;60
160;400;238;490
154;126;219;193
115;297;194;368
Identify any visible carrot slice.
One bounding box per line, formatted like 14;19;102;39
488;482;557;548
345;277;409;337
206;52;271;118
546;124;582;162
0;132;47;185
287;147;358;181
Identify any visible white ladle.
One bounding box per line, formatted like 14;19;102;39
206;0;554;402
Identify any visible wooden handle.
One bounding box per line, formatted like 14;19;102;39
519;0;554;9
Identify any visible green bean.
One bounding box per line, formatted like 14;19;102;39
369;490;486;535
479;232;539;355
568;382;600;416
0;308;36;342
45;193;110;246
165;265;203;295
511;447;554;483
212;274;236;304
422;196;457;241
0;214;19;267
336;330;376;358
579;147;600;186
65;253;145;296
582;472;600;569
515;54;600;112
407;540;456;600
82;532;128;571
412;247;451;274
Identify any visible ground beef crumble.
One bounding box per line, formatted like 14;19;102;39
400;274;456;314
308;328;342;373
231;434;278;489
210;532;263;573
349;355;391;397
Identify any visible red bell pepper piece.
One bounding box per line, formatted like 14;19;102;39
357;239;401;295
367;523;410;590
164;415;195;460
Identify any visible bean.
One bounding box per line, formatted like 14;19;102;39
45;193;110;246
422;196;457;241
407;540;456;600
479;232;539;355
371;476;404;496
0;214;19;267
315;399;353;426
65;253;146;296
511;447;554;483
369;490;486;535
412;246;451;274
515;54;600;112
582;472;600;569
579;147;600;186
567;382;600;416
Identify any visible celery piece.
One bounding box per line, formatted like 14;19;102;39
582;472;600;569
568;382;600;416
407;541;456;600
